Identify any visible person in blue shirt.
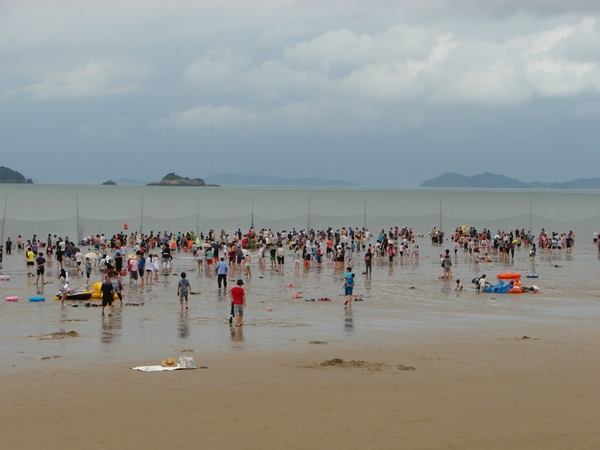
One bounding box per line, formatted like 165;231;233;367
216;257;229;290
343;267;355;308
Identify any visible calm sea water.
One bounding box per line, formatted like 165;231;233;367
1;184;600;241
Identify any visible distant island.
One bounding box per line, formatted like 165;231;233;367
102;180;117;185
147;173;215;187
0;166;33;184
420;172;600;189
204;173;359;187
114;178;149;185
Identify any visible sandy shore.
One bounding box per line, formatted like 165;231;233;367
3;323;599;449
2;239;600;448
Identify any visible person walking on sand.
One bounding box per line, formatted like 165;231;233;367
229;279;246;327
101;274;115;316
177;272;191;310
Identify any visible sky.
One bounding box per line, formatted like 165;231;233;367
2;0;600;187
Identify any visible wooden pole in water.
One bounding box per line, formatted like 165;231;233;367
307;196;311;231
251;198;254;230
439;197;443;235
76;196;80;244
197;197;200;237
364;197;367;230
0;195;7;245
530;199;533;232
140;197;144;234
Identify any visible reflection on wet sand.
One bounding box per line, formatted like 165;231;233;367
440;280;452;295
101;313;122;343
363;279;371;291
344;308;354;332
178;311;190;338
230;325;244;342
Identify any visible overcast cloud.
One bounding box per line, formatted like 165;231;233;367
2;0;600;186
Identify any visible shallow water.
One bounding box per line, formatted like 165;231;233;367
1;235;599;369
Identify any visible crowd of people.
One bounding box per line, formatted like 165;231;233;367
0;223;586;320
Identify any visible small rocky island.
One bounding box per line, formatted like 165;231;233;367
0;166;33;183
147;173;216;186
102;180;117;185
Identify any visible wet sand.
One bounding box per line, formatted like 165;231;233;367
1;240;600;448
3;326;600;449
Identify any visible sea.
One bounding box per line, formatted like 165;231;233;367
2;184;600;241
1;185;599;369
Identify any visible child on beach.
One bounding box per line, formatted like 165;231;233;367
343;268;355;307
243;250;252;278
454;279;463;291
177;272;191;310
59;268;69;307
84;257;93;286
111;276;124;307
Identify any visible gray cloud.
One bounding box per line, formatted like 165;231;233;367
1;1;600;186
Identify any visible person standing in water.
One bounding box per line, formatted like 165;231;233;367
343;267;355;308
101;275;115;316
216;257;229;290
59;268;70;307
26;246;36;277
177;272;191;310
229;279;246;327
35;252;46;286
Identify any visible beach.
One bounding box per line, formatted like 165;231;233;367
1;226;600;448
3;326;599;449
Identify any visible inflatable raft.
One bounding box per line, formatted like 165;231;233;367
497;272;521;280
53;287;119;301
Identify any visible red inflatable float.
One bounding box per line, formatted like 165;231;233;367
497;272;521;280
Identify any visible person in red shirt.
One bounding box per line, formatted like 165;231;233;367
229;279;246;327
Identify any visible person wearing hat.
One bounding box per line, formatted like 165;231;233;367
243;249;252;278
229;279;246;327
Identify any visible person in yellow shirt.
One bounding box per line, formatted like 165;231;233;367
26;247;36;276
